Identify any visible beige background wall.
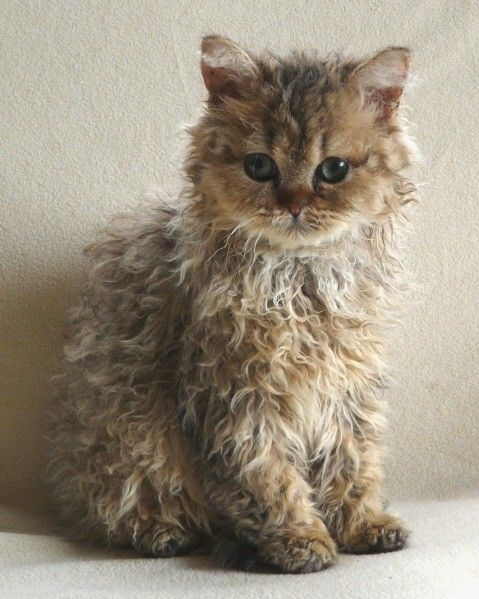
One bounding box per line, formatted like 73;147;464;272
1;0;478;513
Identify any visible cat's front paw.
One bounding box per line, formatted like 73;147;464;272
259;527;337;573
341;513;410;554
132;524;197;557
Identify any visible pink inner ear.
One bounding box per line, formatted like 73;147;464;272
368;86;404;120
201;62;240;101
201;63;223;92
201;59;257;103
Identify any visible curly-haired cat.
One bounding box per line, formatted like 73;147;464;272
47;36;417;573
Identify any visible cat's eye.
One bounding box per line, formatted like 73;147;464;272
244;153;278;182
316;156;350;184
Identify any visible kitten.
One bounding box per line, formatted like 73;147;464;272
47;36;416;573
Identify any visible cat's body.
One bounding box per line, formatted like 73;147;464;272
48;37;416;573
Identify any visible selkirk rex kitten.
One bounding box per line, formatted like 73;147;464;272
48;36;417;573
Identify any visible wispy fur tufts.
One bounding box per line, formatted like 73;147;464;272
47;37;417;573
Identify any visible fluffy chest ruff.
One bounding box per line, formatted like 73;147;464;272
180;241;390;486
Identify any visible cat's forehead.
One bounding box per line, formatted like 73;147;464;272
259;59;332;140
240;57;369;165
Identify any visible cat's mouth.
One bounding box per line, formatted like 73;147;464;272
286;214;311;234
234;205;353;250
273;209;326;236
247;207;354;249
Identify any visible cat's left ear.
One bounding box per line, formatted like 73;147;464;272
200;35;259;102
352;47;411;120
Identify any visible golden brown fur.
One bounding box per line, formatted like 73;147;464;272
47;36;417;573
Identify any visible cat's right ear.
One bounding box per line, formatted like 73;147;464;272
200;36;258;102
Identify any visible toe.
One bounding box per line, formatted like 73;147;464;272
341;516;410;554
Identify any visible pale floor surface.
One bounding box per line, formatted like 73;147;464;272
0;497;478;599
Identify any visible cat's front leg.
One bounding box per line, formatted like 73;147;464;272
192;400;337;573
207;454;337;573
321;437;410;554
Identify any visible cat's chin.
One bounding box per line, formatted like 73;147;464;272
245;220;355;253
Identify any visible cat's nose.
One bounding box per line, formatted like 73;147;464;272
289;205;301;217
276;185;313;216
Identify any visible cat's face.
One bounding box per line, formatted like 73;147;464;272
189;37;415;249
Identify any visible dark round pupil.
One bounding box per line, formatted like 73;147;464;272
318;157;349;183
244;153;276;182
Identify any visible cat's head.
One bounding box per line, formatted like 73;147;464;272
187;36;416;249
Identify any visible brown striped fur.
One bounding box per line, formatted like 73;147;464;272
47;36;417;573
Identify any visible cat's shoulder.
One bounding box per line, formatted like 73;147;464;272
85;203;179;261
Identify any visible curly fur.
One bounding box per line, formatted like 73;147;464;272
47;37;417;573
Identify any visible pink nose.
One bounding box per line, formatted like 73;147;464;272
289;205;301;217
276;186;313;216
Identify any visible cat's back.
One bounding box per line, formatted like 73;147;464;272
53;203;186;423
